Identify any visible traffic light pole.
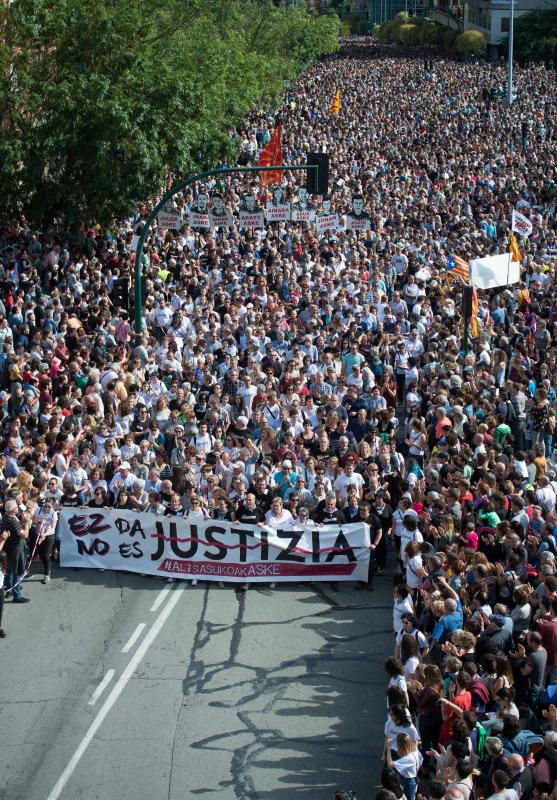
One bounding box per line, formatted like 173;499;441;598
463;316;470;356
133;163;318;342
506;0;514;106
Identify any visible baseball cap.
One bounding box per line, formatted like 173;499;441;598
120;461;131;470
282;459;292;469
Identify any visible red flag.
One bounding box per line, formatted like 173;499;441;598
257;124;282;187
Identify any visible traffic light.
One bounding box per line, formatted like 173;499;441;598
462;285;473;320
306;152;329;196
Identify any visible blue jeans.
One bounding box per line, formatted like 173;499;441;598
399;776;417;800
6;570;22;599
419;712;442;751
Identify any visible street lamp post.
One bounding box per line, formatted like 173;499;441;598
507;0;514;106
133;163;318;342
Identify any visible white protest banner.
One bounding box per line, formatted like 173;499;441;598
209;210;235;228
157;211;182;230
291;208;316;224
512;209;533;237
265;202;291;223
239;210;265;229
59;508;370;583
188;211;210;229
316;213;340;235
470;253;520;290
344;214;371;232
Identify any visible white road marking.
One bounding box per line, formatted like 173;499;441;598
150;587;170;612
87;670;115;707
121;623;146;654
46;586;184;800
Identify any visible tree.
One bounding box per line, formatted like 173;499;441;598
456;29;486;56
420;23;440;46
512;9;557;60
0;0;339;228
443;27;458;50
397;23;420;45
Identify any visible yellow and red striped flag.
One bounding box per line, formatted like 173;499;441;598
330;88;340;114
447;254;470;283
470;285;480;338
509;232;522;263
257;123;283;188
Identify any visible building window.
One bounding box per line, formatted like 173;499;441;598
501;16;509;31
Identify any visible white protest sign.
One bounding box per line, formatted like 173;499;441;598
239;211;265;229
266;202;291;222
317;213;340;235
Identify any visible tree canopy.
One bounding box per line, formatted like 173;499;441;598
512;8;557;62
0;0;340;228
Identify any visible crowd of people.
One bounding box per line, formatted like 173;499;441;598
0;34;556;799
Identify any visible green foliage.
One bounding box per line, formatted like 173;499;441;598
379;20;396;41
456;29;486;56
375;15;461;51
513;9;557;60
342;12;368;33
0;0;340;227
443;27;458;49
397;23;421;45
340;19;352;37
420;22;442;45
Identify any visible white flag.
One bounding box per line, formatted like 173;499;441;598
470;253;520;290
512;209;533;237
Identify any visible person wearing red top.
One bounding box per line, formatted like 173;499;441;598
439;671;472;745
537;596;557;683
434;408;452;440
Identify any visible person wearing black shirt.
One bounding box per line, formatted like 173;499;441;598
311;494;347;592
371;492;393;571
353;502;383;591
235;494;265;526
233;494;265;593
313;494;347;525
3;499;32;603
249;474;273;513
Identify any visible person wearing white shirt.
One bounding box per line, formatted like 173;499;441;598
237;375;258;415
392;250;409;275
109;462;137;500
264;497;295;528
399;516;423;562
393;585;415;635
404;330;424;359
333;461;365;502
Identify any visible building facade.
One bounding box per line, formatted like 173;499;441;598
433;0;557;57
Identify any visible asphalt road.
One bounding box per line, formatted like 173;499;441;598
0;567;393;800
